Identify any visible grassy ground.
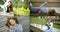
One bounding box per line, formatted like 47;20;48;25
31;16;60;29
30;16;47;25
0;8;3;12
53;23;60;29
0;0;4;12
0;0;4;4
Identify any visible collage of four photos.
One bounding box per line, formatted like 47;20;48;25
0;0;60;32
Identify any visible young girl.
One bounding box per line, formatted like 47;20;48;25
5;17;23;32
0;0;13;13
0;0;11;12
30;2;48;14
30;2;56;14
6;1;13;13
43;19;53;32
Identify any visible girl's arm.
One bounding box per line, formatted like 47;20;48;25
30;3;33;7
40;2;48;7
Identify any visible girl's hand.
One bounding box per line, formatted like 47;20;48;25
44;2;48;4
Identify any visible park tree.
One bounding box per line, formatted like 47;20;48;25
14;0;30;8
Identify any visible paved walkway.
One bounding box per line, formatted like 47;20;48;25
31;24;60;32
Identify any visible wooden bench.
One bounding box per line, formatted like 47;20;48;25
30;25;42;32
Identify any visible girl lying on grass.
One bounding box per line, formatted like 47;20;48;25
0;0;14;15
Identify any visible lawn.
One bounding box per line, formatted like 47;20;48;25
30;16;47;25
31;16;60;29
53;23;60;29
0;0;4;12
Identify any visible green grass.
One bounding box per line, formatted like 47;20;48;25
31;16;60;29
30;16;47;25
53;24;60;29
0;0;4;12
0;0;4;5
15;0;29;8
0;9;2;12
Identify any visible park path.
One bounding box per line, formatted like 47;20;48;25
31;24;60;32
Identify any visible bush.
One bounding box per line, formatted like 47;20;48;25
13;7;30;16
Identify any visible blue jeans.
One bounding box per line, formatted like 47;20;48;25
30;6;38;14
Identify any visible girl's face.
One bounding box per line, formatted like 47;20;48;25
7;2;11;7
9;19;16;26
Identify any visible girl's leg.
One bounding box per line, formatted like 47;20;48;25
30;6;38;14
39;3;49;14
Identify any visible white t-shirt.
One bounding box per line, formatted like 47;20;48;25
50;22;53;27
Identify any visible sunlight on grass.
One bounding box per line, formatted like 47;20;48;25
31;16;60;29
31;16;47;25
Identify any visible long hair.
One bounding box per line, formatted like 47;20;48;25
8;1;13;12
6;17;19;28
49;9;55;16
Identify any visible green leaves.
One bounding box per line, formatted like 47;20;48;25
13;0;30;16
0;0;4;5
14;0;29;8
13;7;30;16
